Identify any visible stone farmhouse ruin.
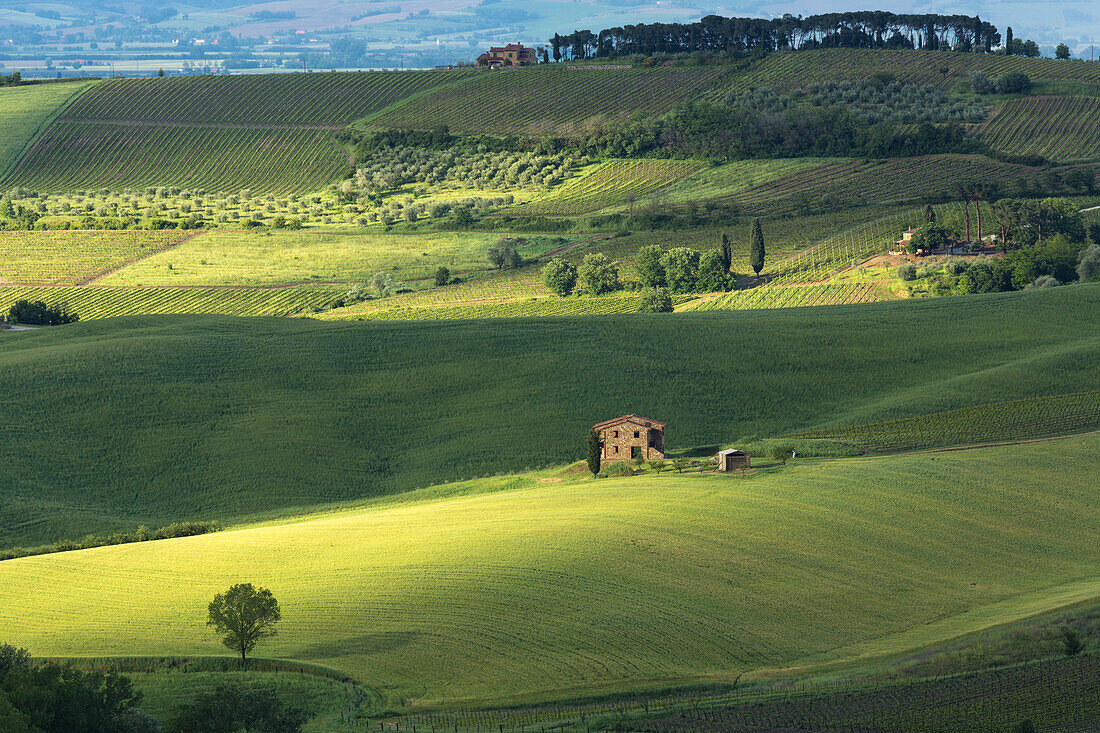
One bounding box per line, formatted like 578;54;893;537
594;415;665;467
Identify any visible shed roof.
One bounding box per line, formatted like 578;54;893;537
718;449;748;456
592;414;666;430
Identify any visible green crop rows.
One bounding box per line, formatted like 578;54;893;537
726;48;1100;93
726;155;1075;216
683;282;890;311
0;229;192;285
0;285;341;319
646;655;1100;732
344;293;695;321
979;96;1100;163
517;159;704;216
791;390;1100;452
59;71;470;127
8;123;348;194
365;65;728;136
0;80;95;183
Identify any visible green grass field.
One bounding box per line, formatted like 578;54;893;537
656;158;843;205
0;435;1096;709
98;229;564;287
0;284;1096;548
979;95;1100;163
0;229;194;285
0;80;95;182
362;64;729;136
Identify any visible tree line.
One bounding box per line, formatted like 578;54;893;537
549;12;1002;61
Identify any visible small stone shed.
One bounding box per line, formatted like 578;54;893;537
594;415;665;467
716;449;751;472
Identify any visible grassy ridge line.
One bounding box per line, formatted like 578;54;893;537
0;436;1096;706
0;285;1097;548
978;96;1100;163
788;390;1100;452
0;79;97;184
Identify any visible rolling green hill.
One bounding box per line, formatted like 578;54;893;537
3;71;468;194
0;284;1097;548
0;79;95;181
979;96;1100;163
362;64;729;136
0;435;1096;708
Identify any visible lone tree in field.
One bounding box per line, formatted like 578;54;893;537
208;583;282;668
542;257;577;296
1061;628;1084;656
749;218;765;276
586;429;602;476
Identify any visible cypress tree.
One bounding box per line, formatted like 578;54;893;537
749;218;765;276
586;429;603;476
925;204;936;223
721;233;732;271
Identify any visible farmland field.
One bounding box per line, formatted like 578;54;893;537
0;435;1096;707
0;284;341;320
725;48;1100;93
0;79;95;181
515;159;705;216
979;96;1100;163
790;390;1100;452
683;281;893;311
656;158;843;204
340;293;694;321
57;70;471;127
7;123;350;194
98;229;567;287
362;64;730;136
0;284;1096;547
0;229;193;285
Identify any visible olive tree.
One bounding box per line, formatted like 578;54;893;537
207;583;281;668
578;253;620;295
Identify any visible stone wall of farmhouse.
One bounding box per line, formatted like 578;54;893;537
600;423;664;465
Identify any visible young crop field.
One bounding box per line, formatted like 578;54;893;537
0;229;192;285
723;155;1077;216
98;229;562;287
657;158;844;204
725;48;1100;94
362;64;729;136
0;436;1096;708
6;123;349;194
682;282;892;311
0;285;1096;549
0;79;96;182
0;284;341;319
645;655;1100;732
340;293;696;321
515;159;705;216
790;390;1100;452
57;70;471;127
978;96;1100;163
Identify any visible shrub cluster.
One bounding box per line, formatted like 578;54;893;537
635;243;736;294
0;521;223;561
6;299;78;326
970;71;1032;95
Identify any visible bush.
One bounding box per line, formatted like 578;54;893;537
769;444;796;464
168;683;310;733
1028;275;1060;289
635;244;665;287
637;287;673;313
542;257;578;296
660;247;701;293
969;71;994;94
7;299;78;326
896;263;918;281
944;258;968;276
434;266;450;287
995;72;1031;95
1077;244;1100;282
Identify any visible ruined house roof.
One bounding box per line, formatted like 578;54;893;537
592;415;666;430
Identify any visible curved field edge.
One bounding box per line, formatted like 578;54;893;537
0;79;98;184
0;435;1096;708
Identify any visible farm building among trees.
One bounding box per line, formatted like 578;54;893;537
477;44;537;68
594;415;665;466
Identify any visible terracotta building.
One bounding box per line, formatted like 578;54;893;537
477;43;537;68
593;415;665;466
